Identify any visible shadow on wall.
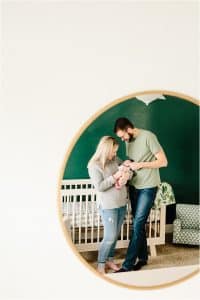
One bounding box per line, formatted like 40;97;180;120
63;94;199;223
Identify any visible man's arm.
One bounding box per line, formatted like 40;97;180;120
130;150;168;170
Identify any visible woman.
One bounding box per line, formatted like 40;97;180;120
88;136;131;274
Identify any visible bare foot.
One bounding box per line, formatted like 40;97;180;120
97;267;106;275
106;261;120;271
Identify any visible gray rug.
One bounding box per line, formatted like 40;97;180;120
81;236;200;271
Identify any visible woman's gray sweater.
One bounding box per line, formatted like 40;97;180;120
88;158;128;209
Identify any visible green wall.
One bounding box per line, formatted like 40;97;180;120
63;95;199;221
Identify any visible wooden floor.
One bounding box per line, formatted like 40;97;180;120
106;265;199;288
81;233;200;287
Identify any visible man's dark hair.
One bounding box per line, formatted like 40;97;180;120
114;117;134;133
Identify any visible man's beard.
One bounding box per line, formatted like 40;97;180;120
128;132;135;142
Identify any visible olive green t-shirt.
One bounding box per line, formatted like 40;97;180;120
126;129;162;189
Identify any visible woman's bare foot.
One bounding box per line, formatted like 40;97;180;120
106;261;120;271
97;266;106;275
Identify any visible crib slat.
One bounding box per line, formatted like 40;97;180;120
72;196;75;242
149;210;152;238
126;202;130;240
78;196;82;244
66;195;69;216
91;192;95;243
154;208;158;237
120;223;124;240
85;194;88;243
97;210;100;243
160;205;166;243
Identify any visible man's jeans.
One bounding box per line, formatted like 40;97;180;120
122;186;157;270
98;205;127;266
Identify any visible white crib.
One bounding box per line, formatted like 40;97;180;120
61;179;166;256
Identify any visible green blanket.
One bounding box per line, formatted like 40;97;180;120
154;182;176;209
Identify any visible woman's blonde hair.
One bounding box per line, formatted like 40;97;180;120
87;136;119;169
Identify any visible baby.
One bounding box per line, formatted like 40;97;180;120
115;161;134;190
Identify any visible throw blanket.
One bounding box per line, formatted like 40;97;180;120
154;182;176;208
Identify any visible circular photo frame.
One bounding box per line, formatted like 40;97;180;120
58;90;199;289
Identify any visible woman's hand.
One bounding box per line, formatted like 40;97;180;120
113;170;123;180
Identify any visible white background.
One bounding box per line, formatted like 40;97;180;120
1;1;199;299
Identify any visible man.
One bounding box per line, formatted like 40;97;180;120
114;117;168;272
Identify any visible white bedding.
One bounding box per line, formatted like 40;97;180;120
62;201;160;228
